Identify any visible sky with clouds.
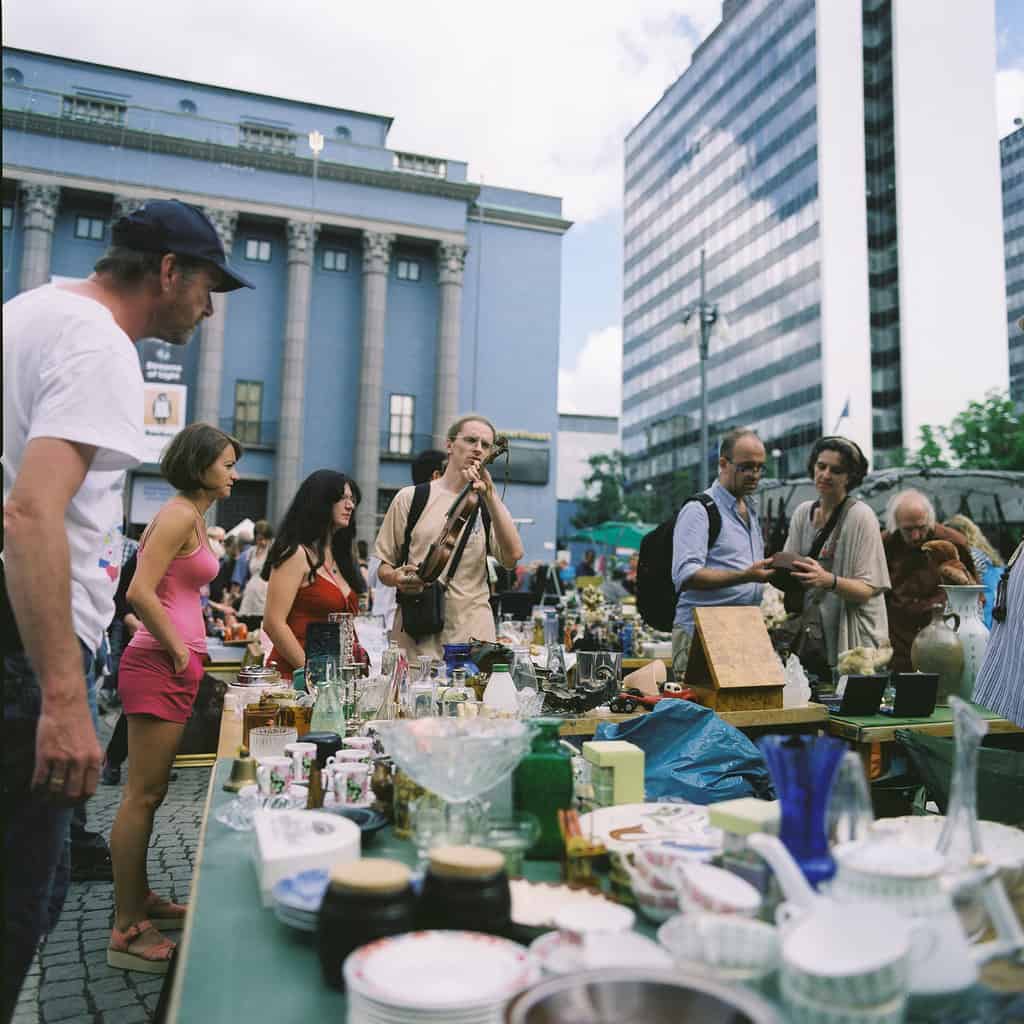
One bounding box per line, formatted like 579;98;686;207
4;0;1022;419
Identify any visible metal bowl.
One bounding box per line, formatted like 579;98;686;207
505;968;781;1024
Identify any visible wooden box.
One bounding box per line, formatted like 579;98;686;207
683;606;784;712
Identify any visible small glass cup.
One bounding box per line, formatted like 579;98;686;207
483;811;540;877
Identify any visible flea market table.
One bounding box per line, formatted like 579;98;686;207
826;704;1024;774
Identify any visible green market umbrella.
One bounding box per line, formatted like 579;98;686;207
570;520;656;551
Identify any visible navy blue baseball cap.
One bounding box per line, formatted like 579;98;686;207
111;199;254;292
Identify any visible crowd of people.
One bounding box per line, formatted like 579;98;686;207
2;198;1021;1014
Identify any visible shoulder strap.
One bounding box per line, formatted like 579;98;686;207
809;497;851;561
680;493;722;551
479;501;493;590
442;506;480;587
399;483;431;567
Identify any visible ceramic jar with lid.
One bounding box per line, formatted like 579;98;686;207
316;858;416;990
419;845;511;934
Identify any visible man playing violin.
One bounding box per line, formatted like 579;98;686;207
373;415;524;660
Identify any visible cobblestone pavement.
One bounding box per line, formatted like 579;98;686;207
12;701;211;1024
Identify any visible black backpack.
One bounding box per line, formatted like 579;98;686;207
636;494;722;632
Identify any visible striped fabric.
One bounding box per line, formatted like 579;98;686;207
972;542;1024;727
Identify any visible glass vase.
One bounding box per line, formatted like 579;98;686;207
758;734;846;887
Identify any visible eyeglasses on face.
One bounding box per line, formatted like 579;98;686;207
725;459;766;475
456;435;493;452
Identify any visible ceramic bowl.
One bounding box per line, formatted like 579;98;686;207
630;874;680;924
657;912;780;983
552;900;635;936
781;976;907;1024
673;861;761;917
634;839;716;888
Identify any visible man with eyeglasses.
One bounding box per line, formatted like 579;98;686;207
669;427;774;678
882;489;976;672
373;414;524;660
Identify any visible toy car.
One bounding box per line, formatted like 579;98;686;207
608;685;696;714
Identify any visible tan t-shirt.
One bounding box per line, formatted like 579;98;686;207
373;482;504;659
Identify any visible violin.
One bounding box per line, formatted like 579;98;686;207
416;437;509;585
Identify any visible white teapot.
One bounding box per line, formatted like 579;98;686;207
749;832;1024;1001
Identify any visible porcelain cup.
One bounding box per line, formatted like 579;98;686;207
256;756;293;796
777;900;931;1006
781;978;908;1024
330;762;370;806
284;741;317;784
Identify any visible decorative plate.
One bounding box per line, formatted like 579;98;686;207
577;802;723;855
345;930;539;1010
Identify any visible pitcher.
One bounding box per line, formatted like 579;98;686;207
941;585;989;701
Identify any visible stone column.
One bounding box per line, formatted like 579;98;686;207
194;208;239;426
433;241;468;445
353;231;394;544
273;219;319;522
18;184;60;292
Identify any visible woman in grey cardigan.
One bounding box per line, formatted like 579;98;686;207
783;437;891;670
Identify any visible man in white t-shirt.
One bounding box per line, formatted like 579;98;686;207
1;199;253;1017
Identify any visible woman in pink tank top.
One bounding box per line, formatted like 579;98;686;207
108;424;241;973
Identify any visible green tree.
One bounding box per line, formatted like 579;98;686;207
940;391;1024;470
908;425;950;469
571;452;629;529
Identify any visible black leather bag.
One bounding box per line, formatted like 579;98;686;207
774;598;830;681
398;583;446;640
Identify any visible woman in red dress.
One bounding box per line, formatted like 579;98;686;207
262;470;365;679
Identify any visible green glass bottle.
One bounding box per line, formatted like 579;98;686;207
513;717;574;859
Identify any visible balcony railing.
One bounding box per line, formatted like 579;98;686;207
2;84;471;195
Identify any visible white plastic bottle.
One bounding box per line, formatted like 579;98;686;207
482;662;519;714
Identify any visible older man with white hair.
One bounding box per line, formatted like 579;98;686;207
882;489;976;672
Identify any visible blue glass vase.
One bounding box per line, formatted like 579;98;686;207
758;734;846;887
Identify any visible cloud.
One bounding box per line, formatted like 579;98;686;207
2;0;716;223
558;325;622;416
996;66;1024;135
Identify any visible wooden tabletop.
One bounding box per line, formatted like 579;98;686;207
216;701;829;758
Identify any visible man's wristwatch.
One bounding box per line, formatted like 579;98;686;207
830;573;839;591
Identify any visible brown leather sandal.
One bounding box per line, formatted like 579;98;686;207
144;890;189;929
107;920;176;974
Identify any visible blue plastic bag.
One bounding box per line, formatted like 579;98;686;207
594;700;773;804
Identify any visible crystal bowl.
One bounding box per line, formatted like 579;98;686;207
375;718;534;803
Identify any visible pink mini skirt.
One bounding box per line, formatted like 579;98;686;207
118;645;201;724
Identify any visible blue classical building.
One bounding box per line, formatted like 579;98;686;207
1;48;569;560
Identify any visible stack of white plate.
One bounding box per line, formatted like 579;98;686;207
344;931;540;1024
270;868;328;933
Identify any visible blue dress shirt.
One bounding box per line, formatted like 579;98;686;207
671;480;765;633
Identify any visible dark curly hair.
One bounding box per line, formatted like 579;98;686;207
262;470;365;593
806;436;869;489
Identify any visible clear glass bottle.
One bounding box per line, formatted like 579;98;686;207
381;640;402;682
440;668;476;716
408;656;437;718
309;663;346;735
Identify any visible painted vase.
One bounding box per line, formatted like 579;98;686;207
941;585;990;703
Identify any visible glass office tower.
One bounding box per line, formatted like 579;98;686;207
1002;125;1024;405
622;0;1007;489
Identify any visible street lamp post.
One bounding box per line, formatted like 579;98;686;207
308;129;324;217
682;248;718;490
